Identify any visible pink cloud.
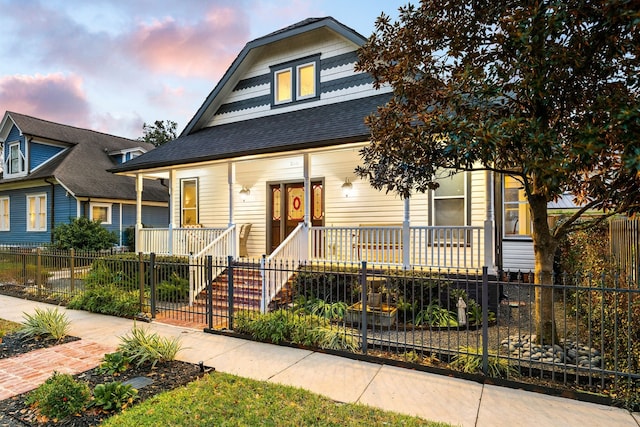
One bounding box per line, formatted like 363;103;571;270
0;73;91;127
126;6;249;78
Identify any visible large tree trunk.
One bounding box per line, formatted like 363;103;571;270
529;194;559;345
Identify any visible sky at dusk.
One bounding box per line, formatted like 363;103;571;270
0;0;410;139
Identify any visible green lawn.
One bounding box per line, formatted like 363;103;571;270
103;371;453;427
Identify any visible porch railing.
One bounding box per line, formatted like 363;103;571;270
189;225;236;305
260;222;308;312
310;225;483;268
139;227;228;256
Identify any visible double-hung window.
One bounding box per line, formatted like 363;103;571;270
181;178;198;226
272;55;319;106
7;142;25;175
503;176;532;237
0;197;9;231
432;171;468;244
27;194;47;231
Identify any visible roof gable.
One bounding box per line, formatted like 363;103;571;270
182;17;368;135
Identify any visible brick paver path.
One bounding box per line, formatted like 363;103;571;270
0;340;114;400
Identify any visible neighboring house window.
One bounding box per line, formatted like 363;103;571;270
503;176;532;237
7;142;26;175
27;194;47;231
181;178;198;226
90;203;112;224
0;197;9;231
432;171;468;243
272;56;319;106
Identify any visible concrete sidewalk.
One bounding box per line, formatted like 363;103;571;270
1;295;638;427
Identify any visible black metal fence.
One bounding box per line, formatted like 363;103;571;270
0;244;638;408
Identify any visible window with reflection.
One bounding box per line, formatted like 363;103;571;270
181;179;198;226
503;176;532;237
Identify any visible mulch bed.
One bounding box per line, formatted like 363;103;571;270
0;333;210;427
0;334;80;359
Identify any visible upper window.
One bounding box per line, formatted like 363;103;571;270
90;203;112;224
181;178;198;226
503;176;532;237
272;56;319;106
27;194;47;232
0;197;9;231
7;142;26;175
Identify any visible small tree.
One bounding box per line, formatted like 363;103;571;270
53;217;118;251
138;120;178;147
356;1;640;344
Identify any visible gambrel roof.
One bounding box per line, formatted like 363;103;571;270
0;112;168;202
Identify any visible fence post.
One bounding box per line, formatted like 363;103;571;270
482;266;489;375
360;261;368;354
70;248;75;293
206;255;213;330
138;252;145;314
227;255;234;330
150;252;156;319
260;255;267;313
36;248;42;297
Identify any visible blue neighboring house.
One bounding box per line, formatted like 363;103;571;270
0;111;169;246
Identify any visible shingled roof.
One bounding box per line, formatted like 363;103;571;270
0;112;168;202
111;93;389;173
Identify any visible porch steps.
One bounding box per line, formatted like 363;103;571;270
193;263;296;312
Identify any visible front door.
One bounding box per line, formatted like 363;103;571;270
268;181;323;254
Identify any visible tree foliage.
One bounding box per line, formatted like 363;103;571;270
138;120;178;147
53;217;118;251
356;1;640;343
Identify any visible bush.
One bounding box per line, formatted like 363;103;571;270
96;352;130;376
157;272;189;302
117;325;183;368
52;217;118;251
451;346;516;378
92;381;138;412
68;285;141;318
414;303;458;327
26;372;91;421
18;307;70;341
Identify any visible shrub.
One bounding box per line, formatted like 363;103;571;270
92;381;138;412
67;285;141;318
96;352;130;376
117;325;183;368
414;303;458;327
157;272;189;302
26;372;91;421
52;217;118;251
451;346;516;378
18;307;70;341
294;296;347;320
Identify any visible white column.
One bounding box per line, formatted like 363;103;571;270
135;174;143;253
403;197;410;269
168;170;176;255
303;154;310;226
228;162;235;227
484;170;497;273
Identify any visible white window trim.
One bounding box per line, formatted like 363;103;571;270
90;202;112;224
296;62;316;100
5;141;26;177
26;193;47;232
431;172;468;226
0;196;9;231
274;68;293;105
181;178;198;227
503;177;532;239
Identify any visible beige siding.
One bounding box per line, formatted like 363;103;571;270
502;240;535;271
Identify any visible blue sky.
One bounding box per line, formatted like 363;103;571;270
0;0;410;138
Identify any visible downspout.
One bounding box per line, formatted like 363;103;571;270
44;177;55;244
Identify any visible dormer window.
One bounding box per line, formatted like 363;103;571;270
7;142;26;175
271;55;319;107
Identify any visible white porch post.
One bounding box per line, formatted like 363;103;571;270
228;162;237;257
303;154;311;259
403;198;410;269
168;170;175;255
484;170;497;273
135;174;143;253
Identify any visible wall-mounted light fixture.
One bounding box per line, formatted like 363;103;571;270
341;177;353;197
239;186;251;202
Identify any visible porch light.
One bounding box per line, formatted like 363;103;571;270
341;177;353;197
239;186;251;202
